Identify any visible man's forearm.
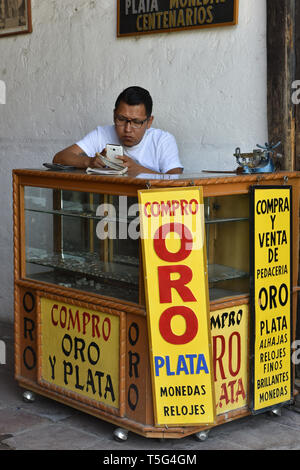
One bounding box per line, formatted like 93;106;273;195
53;150;90;168
131;164;183;175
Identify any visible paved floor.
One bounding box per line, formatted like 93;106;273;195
1;321;300;453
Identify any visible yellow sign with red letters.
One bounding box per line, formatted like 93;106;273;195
139;187;215;426
39;298;119;409
211;305;248;414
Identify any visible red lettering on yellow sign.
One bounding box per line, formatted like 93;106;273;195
50;303;111;340
153;222;193;262
158;265;196;303
159;306;198;345
139;187;215;425
144;199;199;218
210;306;248;413
153;221;199;345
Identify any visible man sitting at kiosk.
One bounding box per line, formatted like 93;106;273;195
53;86;183;175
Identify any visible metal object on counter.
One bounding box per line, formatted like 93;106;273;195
234;142;281;174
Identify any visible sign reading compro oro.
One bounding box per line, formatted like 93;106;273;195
250;186;292;413
117;0;239;36
139;187;215;426
39;298;120;409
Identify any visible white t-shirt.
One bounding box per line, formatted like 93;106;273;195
76;125;183;173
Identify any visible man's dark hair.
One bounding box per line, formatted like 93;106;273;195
115;86;153;117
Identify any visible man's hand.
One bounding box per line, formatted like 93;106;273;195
88;150;107;168
115;155;183;175
116;155;145;175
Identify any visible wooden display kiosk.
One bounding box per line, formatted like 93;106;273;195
12;168;300;440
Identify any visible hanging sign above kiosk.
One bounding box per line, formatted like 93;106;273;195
117;0;239;37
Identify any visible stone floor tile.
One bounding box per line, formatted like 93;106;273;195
17;393;79;422
213;408;300;450
0;407;51;434
61;409;117;437
0;375;24;408
2;321;300;451
7;422;103;450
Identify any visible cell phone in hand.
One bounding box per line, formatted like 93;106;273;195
106;144;124;164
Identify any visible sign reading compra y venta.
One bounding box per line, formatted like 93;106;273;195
250;186;293;414
139;187;215;426
117;0;239;37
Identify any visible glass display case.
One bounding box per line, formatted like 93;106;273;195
24;188;140;303
23;187;250;305
13;168;300;440
205;193;249;300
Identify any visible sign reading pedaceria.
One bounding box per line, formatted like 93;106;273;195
250;186;293;413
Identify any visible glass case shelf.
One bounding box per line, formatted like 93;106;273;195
25;207;248;226
25;207;137;224
208;263;248;283
26;248;139;284
205;217;248;224
26;250;139;303
27;269;139;303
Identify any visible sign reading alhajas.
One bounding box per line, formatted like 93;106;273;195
250;186;293;414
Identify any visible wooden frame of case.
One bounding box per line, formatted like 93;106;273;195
13;169;300;439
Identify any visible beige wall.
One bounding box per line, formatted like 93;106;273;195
0;0;267;322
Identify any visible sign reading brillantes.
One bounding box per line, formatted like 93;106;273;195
250;186;292;413
139;187;215;426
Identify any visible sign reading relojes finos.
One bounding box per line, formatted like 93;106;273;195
117;0;239;37
250;186;293;414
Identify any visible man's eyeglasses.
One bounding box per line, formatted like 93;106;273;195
114;115;149;129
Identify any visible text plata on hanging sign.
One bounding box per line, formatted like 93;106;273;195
250;186;293;414
139;187;216;426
